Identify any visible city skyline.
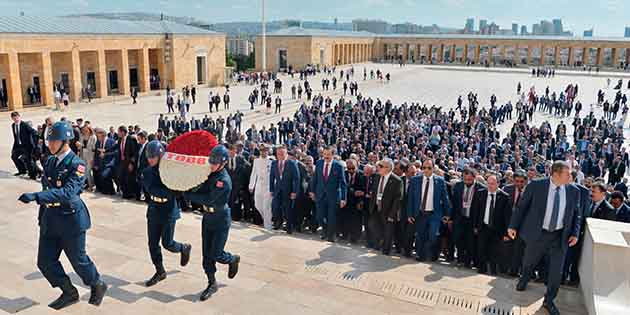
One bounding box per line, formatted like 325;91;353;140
0;0;629;37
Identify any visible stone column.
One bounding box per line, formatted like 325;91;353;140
501;45;507;62
120;48;130;95
583;47;589;65
428;44;433;62
71;48;83;102
7;52;23;109
526;46;533;64
97;49;108;98
140;47;150;93
451;44;457;62
402;43;408;63
487;46;494;63
596;47;603;66
463;44;468;62
40;52;54;106
438;44;444;63
554;46;561;66
626;48;630;66
611;47;619;67
474;45;481;64
540;46;546;65
513;45;520;64
415;44;421;62
568;47;575;66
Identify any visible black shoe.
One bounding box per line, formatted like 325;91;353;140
415;256;425;262
48;281;79;310
327;237;335;243
200;280;218;301
516;278;528;291
228;255;240;279
181;244;192;267
14;172;26;176
542;301;560;315
145;272;167;287
88;280;108;306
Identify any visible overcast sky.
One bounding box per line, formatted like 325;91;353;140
1;0;628;36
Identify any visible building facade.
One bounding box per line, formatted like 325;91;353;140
256;27;630;72
0;17;226;111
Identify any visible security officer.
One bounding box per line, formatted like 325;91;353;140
183;145;240;301
142;140;192;287
18;121;107;310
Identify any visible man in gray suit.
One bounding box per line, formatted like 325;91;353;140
508;161;582;315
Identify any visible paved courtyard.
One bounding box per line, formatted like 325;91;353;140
3;63;625;314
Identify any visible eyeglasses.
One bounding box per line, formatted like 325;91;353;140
422;167;432;170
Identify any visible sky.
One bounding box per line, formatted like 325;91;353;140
1;0;629;37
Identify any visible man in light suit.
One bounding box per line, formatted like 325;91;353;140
407;159;451;262
269;145;300;233
310;146;347;242
508;161;582;315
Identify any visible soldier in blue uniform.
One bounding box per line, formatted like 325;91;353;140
183;145;240;301
18;121;108;310
142;141;192;287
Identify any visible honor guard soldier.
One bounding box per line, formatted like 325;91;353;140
183;145;241;301
18;121;108;310
142;140;192;287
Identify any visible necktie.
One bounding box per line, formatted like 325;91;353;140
377;177;385;210
279;160;284;176
463;186;471;216
421;177;430;211
590;202;597;217
513;189;520;208
323;163;329;181
548;186;561;231
120;139;125;161
487;193;495;225
15;124;21;145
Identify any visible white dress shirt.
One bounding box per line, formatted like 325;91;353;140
421;175;435;211
377;172;391;205
543;181;567;231
483;191;496;225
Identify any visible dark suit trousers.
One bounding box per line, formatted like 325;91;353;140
367;213;395;252
521;230;566;303
454;216;476;265
477;225;500;272
12;145;35;176
414;212;436;260
316;197;338;239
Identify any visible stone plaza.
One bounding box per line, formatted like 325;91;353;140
3;62;628;314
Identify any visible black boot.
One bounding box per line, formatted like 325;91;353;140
48;278;79;310
145;268;167;287
200;276;218;301
180;244;192;267
88;280;108;306
228;255;240;279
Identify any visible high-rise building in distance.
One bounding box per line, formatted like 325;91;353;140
352;19;390;33
520;25;528;35
465;18;475;33
512;23;519;35
584;29;593;37
552;19;563;35
625;27;630;38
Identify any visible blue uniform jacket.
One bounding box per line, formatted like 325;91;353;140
310;159;347;204
35;151;91;236
142;166;181;223
184;168;232;215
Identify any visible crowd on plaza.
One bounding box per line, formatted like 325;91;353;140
10;64;630;315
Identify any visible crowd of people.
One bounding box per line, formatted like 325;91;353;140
10;65;630;315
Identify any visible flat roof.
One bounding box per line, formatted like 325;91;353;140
0;16;220;35
264;27;630;43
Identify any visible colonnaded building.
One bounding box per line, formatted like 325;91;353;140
256;27;630;72
0;17;226;111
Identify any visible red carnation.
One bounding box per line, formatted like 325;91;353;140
166;130;218;157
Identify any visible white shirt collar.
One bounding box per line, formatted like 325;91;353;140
56;149;72;165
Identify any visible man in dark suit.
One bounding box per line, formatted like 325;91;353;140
93;128;117;195
608;155;626;185
341;159;365;243
116;126;139;199
269;145;300;233
397;164;417;257
10;111;37;179
310;146;347;242
609;191;630;223
227;144;251;221
508;161;582;315
502;171;528;276
135;131;149;201
589;182;614;220
363;164;378;248
472;175;509;275
562;171;592;285
614;178;628;198
591;159;606;180
450;167;484;268
368;159;402;255
407;159;451;262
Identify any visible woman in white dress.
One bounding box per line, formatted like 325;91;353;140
79;126;97;190
248;144;274;229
